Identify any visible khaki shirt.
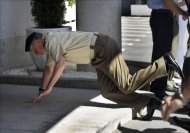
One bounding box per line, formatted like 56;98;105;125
45;31;97;66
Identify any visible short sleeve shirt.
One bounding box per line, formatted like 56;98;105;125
45;31;97;66
147;0;166;9
147;0;177;9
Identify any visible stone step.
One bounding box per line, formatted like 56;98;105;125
46;96;132;133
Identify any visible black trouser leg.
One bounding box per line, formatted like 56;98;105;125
149;10;174;100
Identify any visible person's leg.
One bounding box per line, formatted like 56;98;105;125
91;34;181;120
149;10;174;100
92;34;167;94
96;69;150;113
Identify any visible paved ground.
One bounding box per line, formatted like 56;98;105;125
113;110;189;133
1;84;189;133
0;84;132;133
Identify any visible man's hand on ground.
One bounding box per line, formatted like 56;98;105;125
31;89;51;103
31;93;44;103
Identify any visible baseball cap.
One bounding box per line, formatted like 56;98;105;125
25;32;37;52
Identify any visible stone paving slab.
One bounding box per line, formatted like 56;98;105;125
47;106;132;133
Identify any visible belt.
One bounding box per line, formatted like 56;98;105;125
90;33;98;49
90;33;98;59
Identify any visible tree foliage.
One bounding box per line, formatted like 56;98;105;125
31;0;74;28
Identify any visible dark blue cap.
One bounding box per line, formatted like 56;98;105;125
25;32;37;52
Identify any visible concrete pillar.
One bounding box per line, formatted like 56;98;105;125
0;0;34;72
76;0;121;71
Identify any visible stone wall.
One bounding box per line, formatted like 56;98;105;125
0;0;34;72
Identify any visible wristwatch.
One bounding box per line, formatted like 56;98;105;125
39;87;45;92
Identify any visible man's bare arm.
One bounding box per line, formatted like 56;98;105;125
164;0;188;19
41;63;55;90
32;56;66;103
42;56;66;95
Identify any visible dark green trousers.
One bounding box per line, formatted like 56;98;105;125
91;33;167;113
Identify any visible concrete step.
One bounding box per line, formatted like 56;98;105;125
0;73;98;90
0;60;150;90
46;97;132;133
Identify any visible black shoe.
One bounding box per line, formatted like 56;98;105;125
173;116;190;131
164;53;185;81
141;98;161;121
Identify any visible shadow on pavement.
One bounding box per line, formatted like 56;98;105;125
0;84;100;132
117;126;178;133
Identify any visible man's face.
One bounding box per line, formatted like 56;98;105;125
30;39;47;55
